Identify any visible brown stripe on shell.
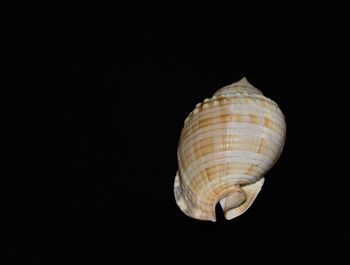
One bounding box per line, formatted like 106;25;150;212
174;78;286;221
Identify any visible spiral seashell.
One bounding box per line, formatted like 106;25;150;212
174;77;286;221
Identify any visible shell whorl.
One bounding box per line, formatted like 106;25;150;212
213;77;263;97
174;77;286;221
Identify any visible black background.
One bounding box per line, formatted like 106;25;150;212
7;2;349;264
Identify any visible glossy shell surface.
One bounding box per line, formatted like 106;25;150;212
174;78;286;221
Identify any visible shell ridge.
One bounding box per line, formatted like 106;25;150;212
174;78;286;221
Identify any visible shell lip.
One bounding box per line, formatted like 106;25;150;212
174;171;217;222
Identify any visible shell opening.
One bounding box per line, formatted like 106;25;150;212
219;178;265;220
219;185;247;220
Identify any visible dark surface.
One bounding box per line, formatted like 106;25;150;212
7;3;348;264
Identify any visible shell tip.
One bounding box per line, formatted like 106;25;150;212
239;76;250;85
213;76;262;96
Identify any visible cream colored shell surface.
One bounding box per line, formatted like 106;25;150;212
174;78;286;221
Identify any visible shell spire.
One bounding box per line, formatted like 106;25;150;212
213;77;263;97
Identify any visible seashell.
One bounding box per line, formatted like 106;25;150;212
174;77;286;221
